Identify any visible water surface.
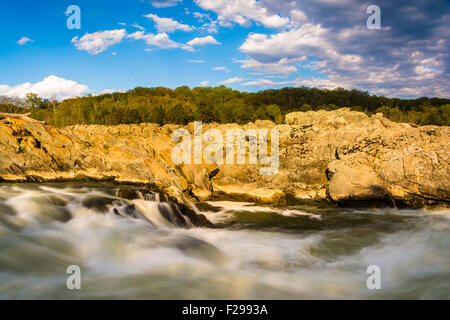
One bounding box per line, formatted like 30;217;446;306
0;183;448;299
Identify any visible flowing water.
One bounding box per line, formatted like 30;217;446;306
0;183;448;299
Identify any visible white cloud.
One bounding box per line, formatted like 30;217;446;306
186;35;220;46
17;37;33;45
200;80;209;86
132;23;146;31
240;76;338;88
193;12;210;21
238;24;364;77
213;66;229;72
237;58;300;75
195;0;288;28
144;14;193;33
181;45;196;52
289;77;341;90
220;77;244;84
199;20;219;33
239;24;331;61
128;31;197;51
128;31;179;49
188;59;204;63
414;65;443;80
290;9;308;25
0;75;90;100
241;78;294;87
72;29;126;55
151;0;182;8
193;12;219;33
100;89;116;94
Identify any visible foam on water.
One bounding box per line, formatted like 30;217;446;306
203;201;321;223
0;184;449;299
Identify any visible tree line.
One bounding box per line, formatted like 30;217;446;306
0;86;449;127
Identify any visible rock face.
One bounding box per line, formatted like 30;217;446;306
0;108;448;207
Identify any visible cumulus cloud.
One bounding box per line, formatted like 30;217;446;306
186;35;220;46
144;14;193;33
239;24;336;62
128;31;180;49
0;75;90;100
17;37;33;45
128;31;200;51
237;58;301;75
220;77;245;84
194;0;288;28
239;24;363;77
289;9;308;25
72;29;126;55
200;80;209;86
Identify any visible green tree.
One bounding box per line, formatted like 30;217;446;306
266;104;282;123
25;93;45;109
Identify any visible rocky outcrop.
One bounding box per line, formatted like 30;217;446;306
211;109;449;206
0;108;448;207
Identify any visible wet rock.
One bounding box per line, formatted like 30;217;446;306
0;203;16;216
179;206;214;228
47;206;72;222
194;202;222;212
37;194;69;207
157;203;189;228
116;187;138;200
173;235;226;263
81;196;117;212
112;203;152;223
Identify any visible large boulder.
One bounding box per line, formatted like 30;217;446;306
327;162;388;201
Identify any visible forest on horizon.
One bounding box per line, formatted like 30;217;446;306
1;86;449;127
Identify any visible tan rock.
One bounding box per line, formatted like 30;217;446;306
328;163;388;201
0;109;448;207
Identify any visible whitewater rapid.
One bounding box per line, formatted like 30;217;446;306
0;183;449;299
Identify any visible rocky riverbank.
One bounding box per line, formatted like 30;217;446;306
0;108;448;208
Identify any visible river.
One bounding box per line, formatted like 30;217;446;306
0;183;448;299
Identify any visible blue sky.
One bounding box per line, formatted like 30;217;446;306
0;0;449;99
